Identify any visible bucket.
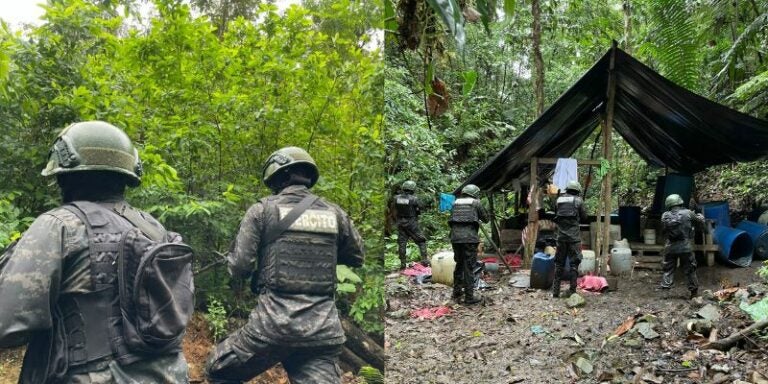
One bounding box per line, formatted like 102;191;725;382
609;247;633;275
578;250;596;275
643;229;656;245
619;206;642;242
712;226;753;267
544;246;556;256
430;251;456;286
736;220;768;260
702;201;731;228
530;252;555;289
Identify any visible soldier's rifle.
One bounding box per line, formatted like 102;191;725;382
478;225;515;274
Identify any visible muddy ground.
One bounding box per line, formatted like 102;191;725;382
0;312;360;383
385;261;768;384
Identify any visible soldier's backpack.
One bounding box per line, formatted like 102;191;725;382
664;209;687;242
65;201;194;358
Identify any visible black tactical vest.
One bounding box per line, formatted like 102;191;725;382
450;198;479;223
255;197;339;295
394;194;417;218
57;202;152;371
556;195;580;218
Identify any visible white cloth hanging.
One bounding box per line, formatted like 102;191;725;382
553;158;578;190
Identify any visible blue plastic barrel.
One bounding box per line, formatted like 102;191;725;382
736;220;768;260
702;201;731;227
619;206;642;242
712;226;753;267
530;252;555;289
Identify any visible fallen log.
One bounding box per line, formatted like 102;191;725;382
341;317;385;371
340;345;368;373
705;318;768;351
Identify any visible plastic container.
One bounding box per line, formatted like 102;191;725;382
613;238;630;249
530;252;555;289
619;206;642;242
736;220;768;260
643;229;656;245
609;247;633;275
544;246;556;256
579;250;596;275
702;201;731;228
712;226;753;267
430;251;456;286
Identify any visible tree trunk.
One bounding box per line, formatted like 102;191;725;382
623;0;632;54
531;0;544;116
341;317;385;371
340;346;369;373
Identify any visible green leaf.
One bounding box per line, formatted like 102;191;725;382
337;265;363;283
384;0;398;32
336;283;357;293
476;0;492;35
503;0;515;16
461;70;478;97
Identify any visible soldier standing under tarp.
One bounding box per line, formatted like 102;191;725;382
449;184;488;305
394;180;429;268
205;147;364;384
553;180;588;298
658;194;705;299
0;121;190;383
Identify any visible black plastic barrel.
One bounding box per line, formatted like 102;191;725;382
618;206;641;242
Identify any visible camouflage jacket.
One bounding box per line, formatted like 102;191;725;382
227;185;365;347
0;200;189;384
662;207;705;254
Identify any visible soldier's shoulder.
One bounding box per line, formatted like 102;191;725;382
42;206;84;227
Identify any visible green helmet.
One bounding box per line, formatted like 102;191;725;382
262;146;319;188
461;184;480;198
41;121;142;187
566;180;582;193
665;194;685;209
402;180;416;193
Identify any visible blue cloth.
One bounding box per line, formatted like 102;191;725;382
439;193;456;213
553;158;578;190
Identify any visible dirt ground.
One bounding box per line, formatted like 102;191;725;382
385;260;768;384
0;312;360;383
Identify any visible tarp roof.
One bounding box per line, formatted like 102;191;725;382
460;47;768;193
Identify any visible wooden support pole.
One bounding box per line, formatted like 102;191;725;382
525;157;539;267
488;192;501;248
601;43;618;274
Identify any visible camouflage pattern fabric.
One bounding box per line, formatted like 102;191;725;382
205;325;342;384
660;251;699;293
554;192;588;243
662;207;705;254
451;243;479;300
553;240;582;297
0;203;189;384
214;184;363;382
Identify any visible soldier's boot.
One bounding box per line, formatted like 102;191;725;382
418;242;429;266
451;288;463;301
689;289;698;300
398;242;407;269
464;292;482;305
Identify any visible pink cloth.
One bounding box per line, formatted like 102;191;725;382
577;275;608;292
410;306;452;320
401;263;431;276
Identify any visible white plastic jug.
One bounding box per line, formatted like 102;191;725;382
579;250;596;275
430;251;456;286
613;238;630;249
609;247;633;275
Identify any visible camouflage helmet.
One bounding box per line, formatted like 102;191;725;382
665;194;685;209
566;180;582;193
461;184;481;198
402;180;416;193
262;146;319;188
41;121;142;187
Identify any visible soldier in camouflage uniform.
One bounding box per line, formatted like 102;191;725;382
658;194;705;299
0;121;189;383
205;146;364;384
393;180;429;268
449;184;489;304
552;180;588;298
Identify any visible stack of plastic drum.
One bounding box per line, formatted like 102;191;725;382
701;201;753;267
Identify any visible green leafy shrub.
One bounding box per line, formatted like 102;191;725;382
205;296;229;341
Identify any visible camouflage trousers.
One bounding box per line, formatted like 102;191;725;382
451;242;478;299
553;240;582;296
660;251;699;293
397;219;427;266
206;325;342;384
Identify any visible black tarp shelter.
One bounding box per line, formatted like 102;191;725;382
460;45;768;264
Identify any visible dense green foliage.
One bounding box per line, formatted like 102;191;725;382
386;0;768;264
0;0;384;333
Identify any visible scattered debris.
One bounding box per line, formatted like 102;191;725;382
566;293;586;308
410;306;451;320
613;316;636;337
574;357;593;374
697;304;721;321
634;322;659;340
